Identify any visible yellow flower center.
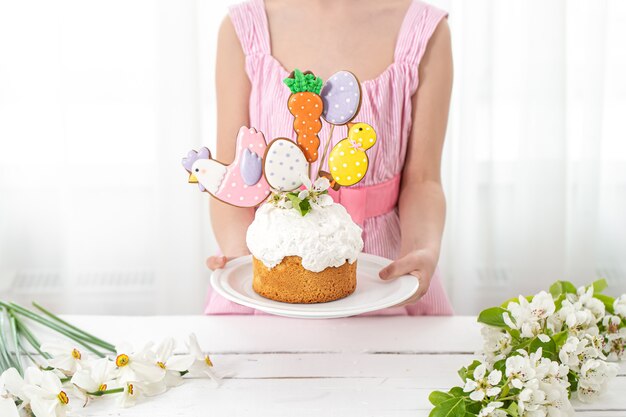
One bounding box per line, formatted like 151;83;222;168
127;383;134;396
204;355;213;367
71;348;82;360
98;383;107;392
57;390;69;405
116;354;130;367
157;361;166;369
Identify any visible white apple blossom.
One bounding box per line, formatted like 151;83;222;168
21;369;71;417
40;340;89;375
558;336;600;372
478;401;506;417
614;295;626;317
576;286;606;321
481;327;513;362
578;359;618;388
503;292;555;338
462;364;502;401
505;354;535;389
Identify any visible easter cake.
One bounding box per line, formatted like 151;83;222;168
182;68;377;305
246;178;363;303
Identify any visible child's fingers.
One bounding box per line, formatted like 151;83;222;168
205;256;229;270
379;253;418;280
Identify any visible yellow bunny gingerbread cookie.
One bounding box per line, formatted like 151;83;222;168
328;122;377;187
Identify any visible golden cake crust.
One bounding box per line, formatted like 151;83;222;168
252;256;356;304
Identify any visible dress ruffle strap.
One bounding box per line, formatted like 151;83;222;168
394;0;448;92
228;0;271;57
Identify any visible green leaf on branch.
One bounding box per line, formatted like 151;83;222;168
552;331;569;349
448;386;466;397
500;295;533;309
529;336;557;360
477;307;509;328
457;366;468;382
592;278;608;294
553;293;566;310
549;281;577;297
429;391;453;406
429;397;466;417
507;402;519;417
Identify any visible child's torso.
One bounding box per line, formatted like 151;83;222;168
265;0;413;83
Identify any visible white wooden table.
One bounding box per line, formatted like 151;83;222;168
54;316;626;416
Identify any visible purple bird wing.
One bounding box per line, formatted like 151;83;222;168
240;148;263;186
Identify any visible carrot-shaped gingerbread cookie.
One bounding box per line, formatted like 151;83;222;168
283;69;324;163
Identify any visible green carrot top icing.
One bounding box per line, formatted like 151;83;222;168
283;69;323;95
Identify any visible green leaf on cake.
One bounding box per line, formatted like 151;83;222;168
286;193;311;217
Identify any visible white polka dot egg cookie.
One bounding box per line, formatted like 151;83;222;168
328;122;376;187
263;138;310;191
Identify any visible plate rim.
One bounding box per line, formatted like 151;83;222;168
210;253;419;318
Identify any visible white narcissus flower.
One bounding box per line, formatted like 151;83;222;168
21;369;71;417
142;338;196;397
462;364;502;401
1;367;30;405
0;397;19;417
0;369;21;417
116;381;143;408
186;333;221;384
71;358;117;401
40;340;88;374
114;343;166;384
614;295;626;317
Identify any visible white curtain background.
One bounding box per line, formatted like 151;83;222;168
0;0;625;314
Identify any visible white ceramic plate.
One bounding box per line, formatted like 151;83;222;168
210;253;419;319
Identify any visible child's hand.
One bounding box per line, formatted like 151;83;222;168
205;256;234;270
378;249;437;306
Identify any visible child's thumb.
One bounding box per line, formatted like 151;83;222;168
206;256;229;270
379;254;415;280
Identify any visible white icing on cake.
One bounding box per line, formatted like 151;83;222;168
246;202;363;272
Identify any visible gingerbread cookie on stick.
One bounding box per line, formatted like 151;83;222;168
182;126;271;207
283;69;324;163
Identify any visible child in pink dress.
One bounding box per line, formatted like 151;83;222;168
206;0;454;315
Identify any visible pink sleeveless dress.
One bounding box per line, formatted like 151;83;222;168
204;0;454;316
